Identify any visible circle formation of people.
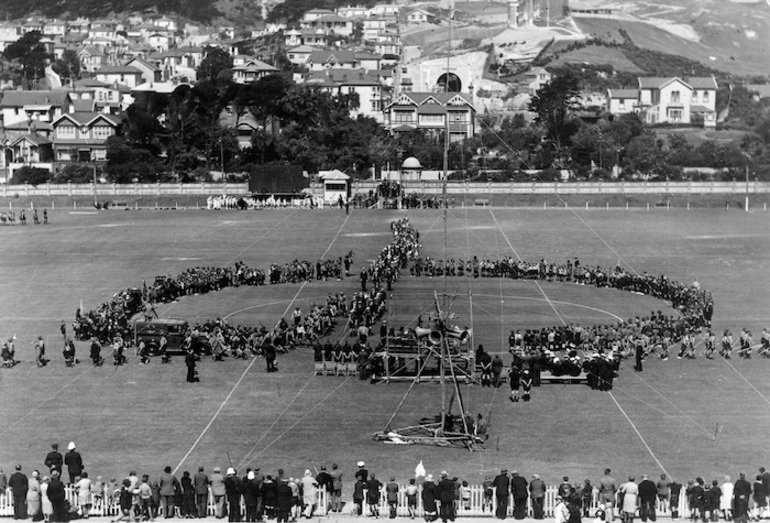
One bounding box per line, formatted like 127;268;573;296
2;218;768;386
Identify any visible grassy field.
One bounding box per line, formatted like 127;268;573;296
0;208;769;496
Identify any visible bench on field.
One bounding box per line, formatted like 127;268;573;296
474;199;490;207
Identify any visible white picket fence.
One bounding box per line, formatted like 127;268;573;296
0;484;687;518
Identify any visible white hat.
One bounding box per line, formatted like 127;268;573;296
227;468;235;476
357;461;365;467
68;442;76;450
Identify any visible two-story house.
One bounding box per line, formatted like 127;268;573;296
638;77;692;124
687;76;718;128
300;14;354;37
307;50;360;71
606;88;640;116
384;92;476;141
302;68;386;123
125;57;162;84
95;65;144;88
232;58;279;84
606;76;718;128
0;90;70;128
286;45;318;66
51;111;121;162
78;46;107;73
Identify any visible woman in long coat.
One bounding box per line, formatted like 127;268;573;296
619;478;639;523
421;475;437;522
40;476;53;522
27;470;42;521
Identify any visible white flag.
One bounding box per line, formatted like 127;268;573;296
415;460;426;478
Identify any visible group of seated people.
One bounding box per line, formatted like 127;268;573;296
64;219;419;367
410;256;714;332
206;194;321;210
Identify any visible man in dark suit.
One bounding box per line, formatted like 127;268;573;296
492;469;511;519
44;444;63;474
47;470;66;523
438;471;456;523
224;468;242;522
159;466;178;518
63;442;83;484
8;465;28;520
510;471;529;519
193;467;210;518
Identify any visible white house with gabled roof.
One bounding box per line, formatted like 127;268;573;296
606;76;718;127
384;91;476;141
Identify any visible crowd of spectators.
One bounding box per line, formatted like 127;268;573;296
205;195;320;210
3;449;769;523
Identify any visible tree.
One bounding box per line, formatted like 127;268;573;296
53;164;97;183
528;71;581;146
51;49;81;82
11;166;51;185
2;31;49;86
196;47;233;84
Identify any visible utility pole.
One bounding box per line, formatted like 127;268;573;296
745;163;749;212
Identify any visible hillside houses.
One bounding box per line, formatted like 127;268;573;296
606;76;718;128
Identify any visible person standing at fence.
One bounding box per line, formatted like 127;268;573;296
160;467;179;519
554;497;570;523
136;475;153;521
656;475;671;514
210;467;226;518
511;471;529;519
46;471;65;523
421;476;437;522
366;474;382;518
733;473;751;523
75;472;92;519
26;470;42;522
275;479;292;523
40;476;52;523
437;471;455;523
493;469;511;519
406;479;418;519
638;475;657;523
619;478;638;523
300;470;317;519
530;474;546;520
670;479;682;519
9;464;28;520
113;479;134;523
224;468;242;522
193;467;209;518
64;442;83;485
719;476;733;521
599;470;617;523
329;464;343;514
491;355;504;388
386;477;399;519
244;472;261;523
44;445;63;477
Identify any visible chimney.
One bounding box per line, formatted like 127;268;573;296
508;0;520;28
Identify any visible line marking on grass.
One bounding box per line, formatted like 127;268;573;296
236;372;316;470
174;212;353;472
246;377;351;464
173;354;260;475
564;210;770;409
487;209;567;326
161;211;299;317
608;391;669;477
225;211;299;265
629;372;716;440
0;366;94;438
222;296;329;322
